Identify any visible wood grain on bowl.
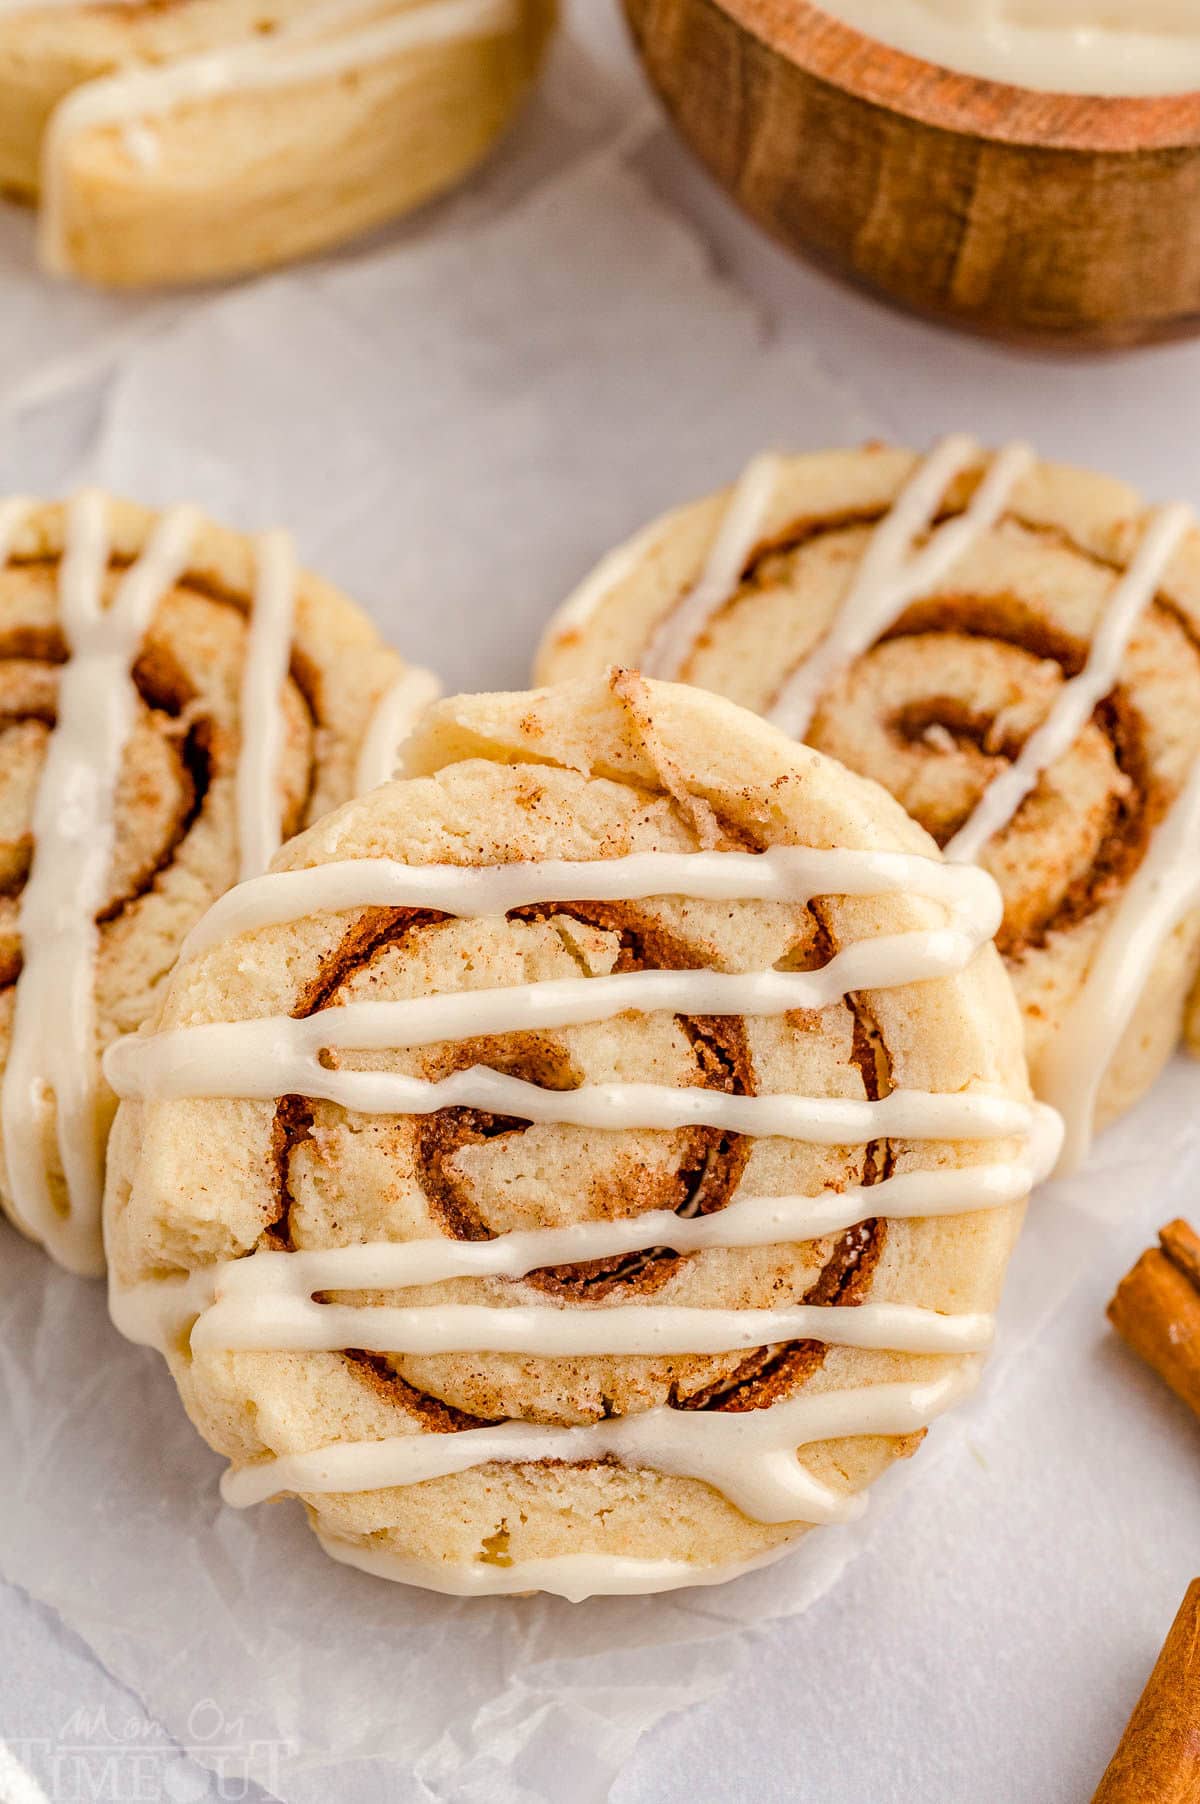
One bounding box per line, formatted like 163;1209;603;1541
623;0;1200;348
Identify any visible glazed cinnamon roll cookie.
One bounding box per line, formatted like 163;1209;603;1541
0;0;555;288
538;441;1200;1171
0;490;428;1276
104;670;1057;1599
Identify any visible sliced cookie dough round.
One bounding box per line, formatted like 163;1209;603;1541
104;669;1054;1598
538;441;1200;1170
0;490;431;1274
2;0;555;288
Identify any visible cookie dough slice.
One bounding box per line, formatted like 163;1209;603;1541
538;441;1200;1169
1;0;555;287
105;669;1056;1597
0;490;434;1273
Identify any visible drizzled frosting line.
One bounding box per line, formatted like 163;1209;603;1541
209;1160;1046;1294
769;439;1034;739
235;529;297;881
115;920;990;1071
180;845;1003;959
355;667;443;794
110;1152;1054;1354
1038;753;1200;1170
946;501;1194;863
644;452;785;681
221;1369;980;1523
104;1030;1032;1141
1;495;198;1275
192;1297;993;1357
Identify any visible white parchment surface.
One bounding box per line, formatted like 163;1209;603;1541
0;15;1198;1804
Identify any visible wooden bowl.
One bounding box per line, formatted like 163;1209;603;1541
622;0;1200;349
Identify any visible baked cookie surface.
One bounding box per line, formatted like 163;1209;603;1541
0;491;421;1273
538;442;1200;1170
105;671;1052;1598
0;0;555;288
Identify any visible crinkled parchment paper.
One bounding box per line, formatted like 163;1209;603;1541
1;17;1199;1804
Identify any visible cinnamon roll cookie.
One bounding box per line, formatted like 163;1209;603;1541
0;491;427;1275
0;0;555;288
104;670;1056;1598
538;442;1200;1172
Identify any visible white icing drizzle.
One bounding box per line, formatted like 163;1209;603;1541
179;844;1002;958
945;502;1194;863
133;923;986;1062
768;438;1034;739
643;453;785;681
1039;754;1200;1172
317;1534;794;1601
195;1296;993;1358
235;529;297;881
108;839;1047;1590
1;494;199;1275
220;1369;980;1522
112;1142;1061;1354
106;1028;1031;1141
112;1262;216;1352
38;0;523;276
354;666;442;794
804;0;1200;100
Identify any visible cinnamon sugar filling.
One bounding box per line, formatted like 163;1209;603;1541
876;596;1157;956
265;897;894;1433
698;506;1184;959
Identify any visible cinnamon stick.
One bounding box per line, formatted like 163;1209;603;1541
1108;1219;1200;1420
1091;1581;1200;1804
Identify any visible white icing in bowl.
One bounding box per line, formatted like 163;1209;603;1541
813;0;1200;96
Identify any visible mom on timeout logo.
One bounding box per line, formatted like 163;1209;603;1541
10;1697;293;1801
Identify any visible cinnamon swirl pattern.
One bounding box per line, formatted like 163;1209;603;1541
104;672;1054;1598
0;492;415;1274
0;0;555;288
538;443;1200;1172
